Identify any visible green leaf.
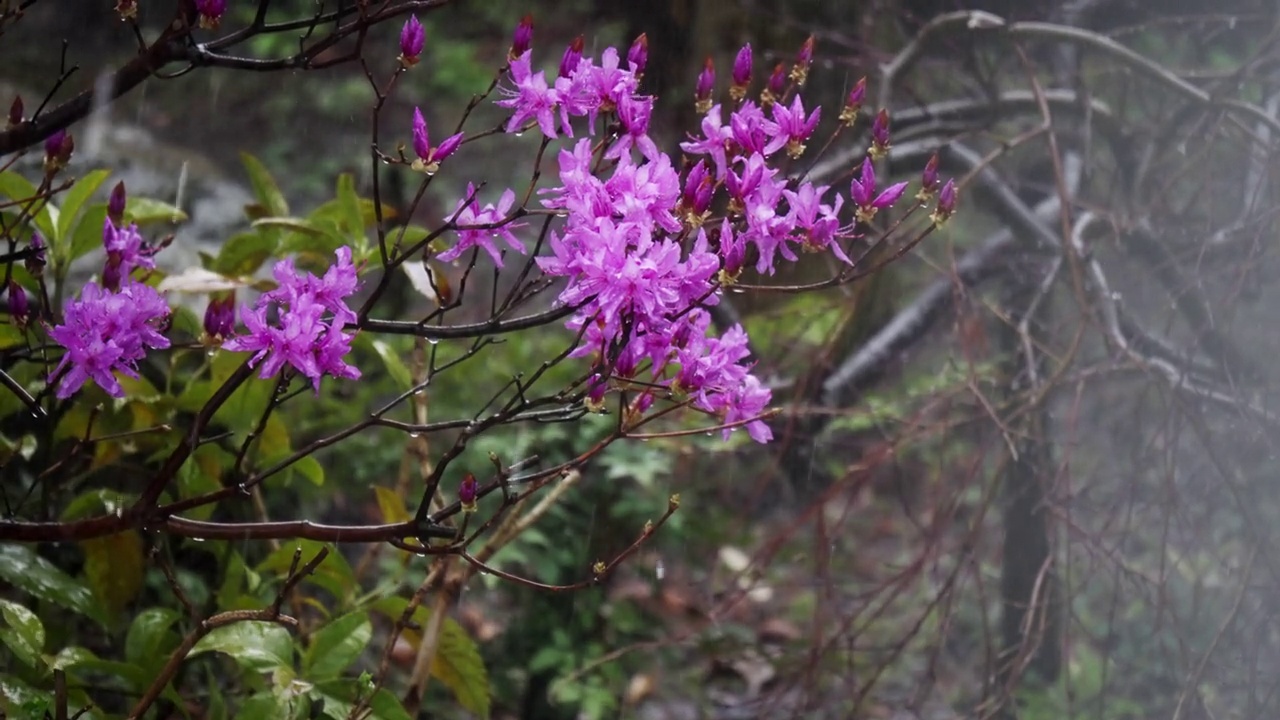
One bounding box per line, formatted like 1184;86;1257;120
236;692;289;719
67;205;108;264
0;544;106;626
291;455;325;486
240;153;289;217
432;618;491;718
126;196;188;225
0;170;56;241
214;230;280;277
80;530;146;618
369;597;491;717
304;611;372;681
190;620;294;671
310;682;411;720
125;607;182;667
60;488;131;521
373;486;411;525
0;598;45;668
334;174;363;235
55;169;111;241
370;340;414;390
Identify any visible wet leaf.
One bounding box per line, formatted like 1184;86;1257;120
0;598;45;668
304;611;372;681
55;169;111;241
370;597;491;718
0;170;56;241
373;486;412;524
126;197;188;225
157;267;249;294
0;544;105;626
67;205;107;263
240;152;289;216
81;530;145;618
125;607;182;667
257;541;356;606
214;230;279;276
190;620;293;671
371;340;414;390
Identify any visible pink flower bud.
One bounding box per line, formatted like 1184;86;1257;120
869;108;891;158
761;62;786;107
7;281;29;329
410;107;463;173
115;0;137;19
790;35;815;85
399;15;425;68
730;43;752;100
194;0;226;29
26;234;45;276
931;179;958;226
839;76;866;125
509;14;533;61
918;153;939;199
7;95;22;129
695;57;716;113
558;35;584;78
203;293;236;339
627;33;649;77
458;473;478;510
108;181;127;225
43;130;73;175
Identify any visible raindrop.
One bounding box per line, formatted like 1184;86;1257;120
409;432;420;438
655;560;665;580
425;170;437;177
206;349;217;358
514;131;525;138
191;537;206;542
427;338;439;345
730;287;746;294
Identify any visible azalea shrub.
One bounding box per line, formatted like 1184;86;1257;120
0;4;952;718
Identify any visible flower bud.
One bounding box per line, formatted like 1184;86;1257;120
25;234;46;276
730;43;752;100
509;14;533;61
7;281;30;329
410;107;463;174
761;62;787;108
115;0;137;19
108;181;127;226
399;15;425;68
790;35;815;86
931;179;958;226
458;473;478;511
203;293;236;340
195;0;226;29
558;35;584;78
43;130;73;175
917;153;939;200
7;95;22;129
627;33;649;77
869;109;891;159
585;375;608;413
838;76;866;126
695;57;715;113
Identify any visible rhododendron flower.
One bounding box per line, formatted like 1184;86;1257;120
770;95;820;158
680;104;734;180
410;107;463;173
102;219;156;290
730;43;752;100
223;247;361;392
695;57;715;112
439;184;526;267
509;14;533;61
785;182;848;262
195;0;226;29
49;280;171;399
849;157;907;223
497;50;560;137
627;33;648;76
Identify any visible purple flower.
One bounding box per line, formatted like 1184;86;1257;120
627;33;648;76
509;14;533;61
770;94;820;158
729;101;780;157
785;182;848;263
49;280;171;399
604;94;660;162
695;57;715;113
918;153;940;199
195;0;226;29
716;217;745;282
849;157;907;223
680;160;713;227
440;184;526;267
410;107;463;172
43;129;72;174
497;51;560;137
399;15;425;67
103;218;157;291
839;76;867;126
730;43;752;100
222;247;361;393
680;104;734;180
459;473;478;510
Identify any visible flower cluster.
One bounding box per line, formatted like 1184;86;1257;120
222;247;362;392
49;281;171;399
437;27;957;443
